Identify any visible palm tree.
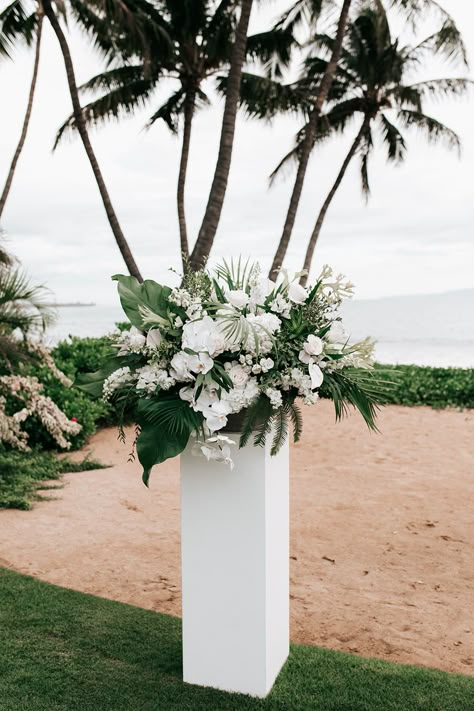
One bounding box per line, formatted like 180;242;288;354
56;0;293;271
267;0;467;278
1;0;144;279
0;1;43;221
289;7;470;284
41;0;143;280
268;0;352;279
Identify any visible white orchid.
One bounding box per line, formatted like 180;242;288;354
309;361;324;389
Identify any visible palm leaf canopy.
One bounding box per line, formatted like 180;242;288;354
55;0;297;144
263;3;470;188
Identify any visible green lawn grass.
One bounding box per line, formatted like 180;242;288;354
0;569;473;710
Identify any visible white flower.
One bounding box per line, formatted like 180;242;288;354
146;329;163;349
192;434;236;468
308;361;324;389
304;335;323;356
270;295;291;318
182;316;225;357
187;353;214;375
226;363;249;387
136;364;175;393
226;289;249;309
170;352;195;381
260;357;274;373
265;387;282;410
252;363;262;374
248;277;275;311
103;366;134;400
203;400;233;432
128;326;146;350
328;320;346;344
299;350;311;365
288;282;308;304
169;288;192;308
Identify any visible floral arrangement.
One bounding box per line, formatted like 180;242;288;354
79;260;382;484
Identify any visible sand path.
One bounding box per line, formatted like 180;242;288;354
0;401;473;675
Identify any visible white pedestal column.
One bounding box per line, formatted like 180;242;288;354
180;435;289;698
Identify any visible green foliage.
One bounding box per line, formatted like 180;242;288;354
373;363;474;409
1;568;474;710
0;450;106;510
136;395;203;486
112;274;172;329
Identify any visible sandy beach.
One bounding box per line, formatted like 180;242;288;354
0;401;472;675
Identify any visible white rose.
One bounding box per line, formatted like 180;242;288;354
309;361;324;389
146;329;163;349
304;335;323;356
328;320;346;344
288;282;308;304
228;364;249;387
226;289;249;309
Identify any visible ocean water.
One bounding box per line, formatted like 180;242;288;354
46;289;474;368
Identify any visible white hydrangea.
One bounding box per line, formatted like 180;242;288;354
136;365;175;393
117;326;147;355
245;312;281;354
265;387;283;410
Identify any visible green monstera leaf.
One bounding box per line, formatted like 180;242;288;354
112;274;172;329
135;395;203;485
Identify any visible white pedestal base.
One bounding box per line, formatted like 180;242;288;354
180;435;289;698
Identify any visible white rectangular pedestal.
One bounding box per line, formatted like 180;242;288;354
181;436;289;698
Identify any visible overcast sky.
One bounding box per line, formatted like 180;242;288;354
0;0;473;304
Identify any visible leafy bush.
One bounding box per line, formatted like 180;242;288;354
374;364;474;410
0;450;107;510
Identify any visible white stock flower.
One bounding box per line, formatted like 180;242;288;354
103;366;134;400
226;289;249;309
136;365;175;393
288;282;308;304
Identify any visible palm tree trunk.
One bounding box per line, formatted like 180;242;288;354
268;0;352;279
190;0;254;271
0;13;44;221
42;0;142;281
177;90;195;271
300;117;369;287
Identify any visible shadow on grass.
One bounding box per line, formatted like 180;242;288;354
0;568;473;711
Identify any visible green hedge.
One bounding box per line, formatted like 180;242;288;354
374;363;474;410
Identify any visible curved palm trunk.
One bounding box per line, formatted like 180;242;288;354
0;14;44;221
300;117;369;287
177;90;195;271
190;0;254;271
42;0;142;281
268;0;352;279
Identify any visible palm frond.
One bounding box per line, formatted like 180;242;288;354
379;113;406;162
396;109;461;153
